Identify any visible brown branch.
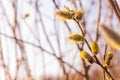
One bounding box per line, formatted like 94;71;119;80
75;20;115;80
0;32;84;78
108;0;120;22
95;0;101;42
0;38;11;80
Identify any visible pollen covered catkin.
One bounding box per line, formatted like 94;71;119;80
91;42;99;56
105;52;113;67
56;10;73;21
68;32;85;44
80;50;94;64
74;10;84;22
100;24;120;50
56;6;85;21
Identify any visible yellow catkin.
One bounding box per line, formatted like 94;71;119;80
56;10;73;21
74;10;84;22
80;50;94;64
68;32;85;44
100;24;120;50
104;52;113;67
91;42;99;56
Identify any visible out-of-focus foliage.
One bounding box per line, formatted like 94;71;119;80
100;24;120;50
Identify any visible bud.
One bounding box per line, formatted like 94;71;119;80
91;42;99;56
68;32;85;44
104;52;113;67
23;13;29;19
74;10;85;22
80;50;94;64
100;24;120;50
56;10;73;21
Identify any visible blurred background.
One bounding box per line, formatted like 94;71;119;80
0;0;120;80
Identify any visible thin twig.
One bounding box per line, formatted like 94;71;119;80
108;0;120;22
75;20;115;80
0;32;84;77
95;0;101;42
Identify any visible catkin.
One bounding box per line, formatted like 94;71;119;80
68;32;85;44
56;10;73;21
91;42;99;56
105;52;113;67
74;10;84;22
80;50;94;64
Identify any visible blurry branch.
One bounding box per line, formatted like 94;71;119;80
0;32;84;77
52;1;89;80
95;0;101;42
34;0;46;78
0;0;119;79
52;0;59;9
78;0;83;9
108;0;120;22
52;0;72;32
35;0;55;53
103;44;107;80
53;1;98;80
22;18;41;43
1;1;21;79
74;20;114;80
12;0;32;79
109;9;114;29
72;0;77;9
1;0;32;79
22;13;47;78
35;0;70;79
53;9;68;79
0;38;11;80
67;51;78;79
76;22;91;80
0;1;12;27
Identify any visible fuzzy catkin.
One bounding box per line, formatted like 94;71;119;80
80;50;94;64
74;10;84;22
91;42;99;56
105;52;113;67
56;10;73;21
68;32;85;43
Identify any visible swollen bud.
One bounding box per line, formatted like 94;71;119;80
56;10;73;21
56;6;85;22
68;32;85;44
80;50;94;64
74;10;85;22
91;42;99;56
104;52;113;67
23;13;29;19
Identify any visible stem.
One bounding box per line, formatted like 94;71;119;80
76;21;92;52
108;0;120;22
95;0;101;42
76;22;85;36
75;21;115;80
94;56;114;80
